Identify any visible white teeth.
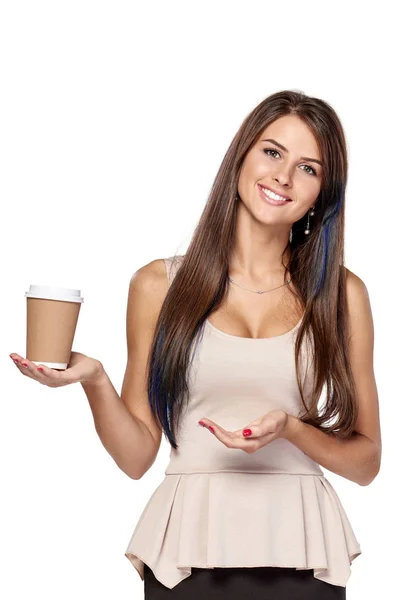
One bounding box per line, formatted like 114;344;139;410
261;186;290;201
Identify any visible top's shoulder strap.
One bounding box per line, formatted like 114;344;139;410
163;254;184;288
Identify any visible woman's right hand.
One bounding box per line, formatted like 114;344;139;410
9;351;105;388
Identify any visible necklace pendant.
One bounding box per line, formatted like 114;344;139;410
257;290;263;294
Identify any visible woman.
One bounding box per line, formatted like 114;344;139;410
10;90;381;599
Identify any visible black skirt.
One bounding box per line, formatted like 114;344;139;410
143;563;346;599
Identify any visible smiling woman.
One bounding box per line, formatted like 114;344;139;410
120;89;379;599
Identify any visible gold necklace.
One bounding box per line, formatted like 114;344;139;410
227;275;291;295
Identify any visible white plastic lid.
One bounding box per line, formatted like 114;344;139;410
25;285;84;303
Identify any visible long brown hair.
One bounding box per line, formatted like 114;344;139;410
148;89;358;450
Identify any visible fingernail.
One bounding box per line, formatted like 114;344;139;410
12;358;19;364
209;426;215;433
198;421;206;427
37;367;44;372
243;429;252;437
21;363;29;368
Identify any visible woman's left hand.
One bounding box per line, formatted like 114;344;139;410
198;409;289;453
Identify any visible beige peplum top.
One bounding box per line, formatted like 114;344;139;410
124;255;362;589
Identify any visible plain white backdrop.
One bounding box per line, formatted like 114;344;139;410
1;1;398;598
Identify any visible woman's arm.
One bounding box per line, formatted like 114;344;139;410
283;416;379;485
82;369;158;479
81;259;169;479
284;269;381;486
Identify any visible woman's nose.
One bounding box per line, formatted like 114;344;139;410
274;173;291;187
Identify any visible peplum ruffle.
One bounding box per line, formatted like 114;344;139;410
125;471;362;589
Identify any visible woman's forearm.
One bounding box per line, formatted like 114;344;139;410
81;367;157;479
284;414;380;486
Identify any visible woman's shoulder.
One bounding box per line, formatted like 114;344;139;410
129;257;171;302
342;266;373;338
129;254;185;295
343;265;369;302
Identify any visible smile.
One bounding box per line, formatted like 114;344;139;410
258;184;292;206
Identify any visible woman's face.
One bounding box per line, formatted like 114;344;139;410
237;114;323;226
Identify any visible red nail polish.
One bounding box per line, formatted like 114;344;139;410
198;420;206;427
243;429;252;437
209;426;215;433
38;368;44;372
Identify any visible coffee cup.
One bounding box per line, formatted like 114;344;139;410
24;285;84;370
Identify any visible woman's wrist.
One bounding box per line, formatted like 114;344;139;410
81;362;108;389
282;413;300;441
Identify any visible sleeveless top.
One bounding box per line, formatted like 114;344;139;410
125;255;362;589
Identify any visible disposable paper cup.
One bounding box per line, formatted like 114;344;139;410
24;285;84;370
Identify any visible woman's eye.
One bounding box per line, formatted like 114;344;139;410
301;165;317;176
264;148;280;159
263;148;317;176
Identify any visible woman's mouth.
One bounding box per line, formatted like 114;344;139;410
258;184;292;206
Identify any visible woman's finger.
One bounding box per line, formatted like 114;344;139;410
11;355;43;377
10;354;66;387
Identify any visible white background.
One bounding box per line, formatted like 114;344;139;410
1;1;398;598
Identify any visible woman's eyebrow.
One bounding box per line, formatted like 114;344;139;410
261;138;323;167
